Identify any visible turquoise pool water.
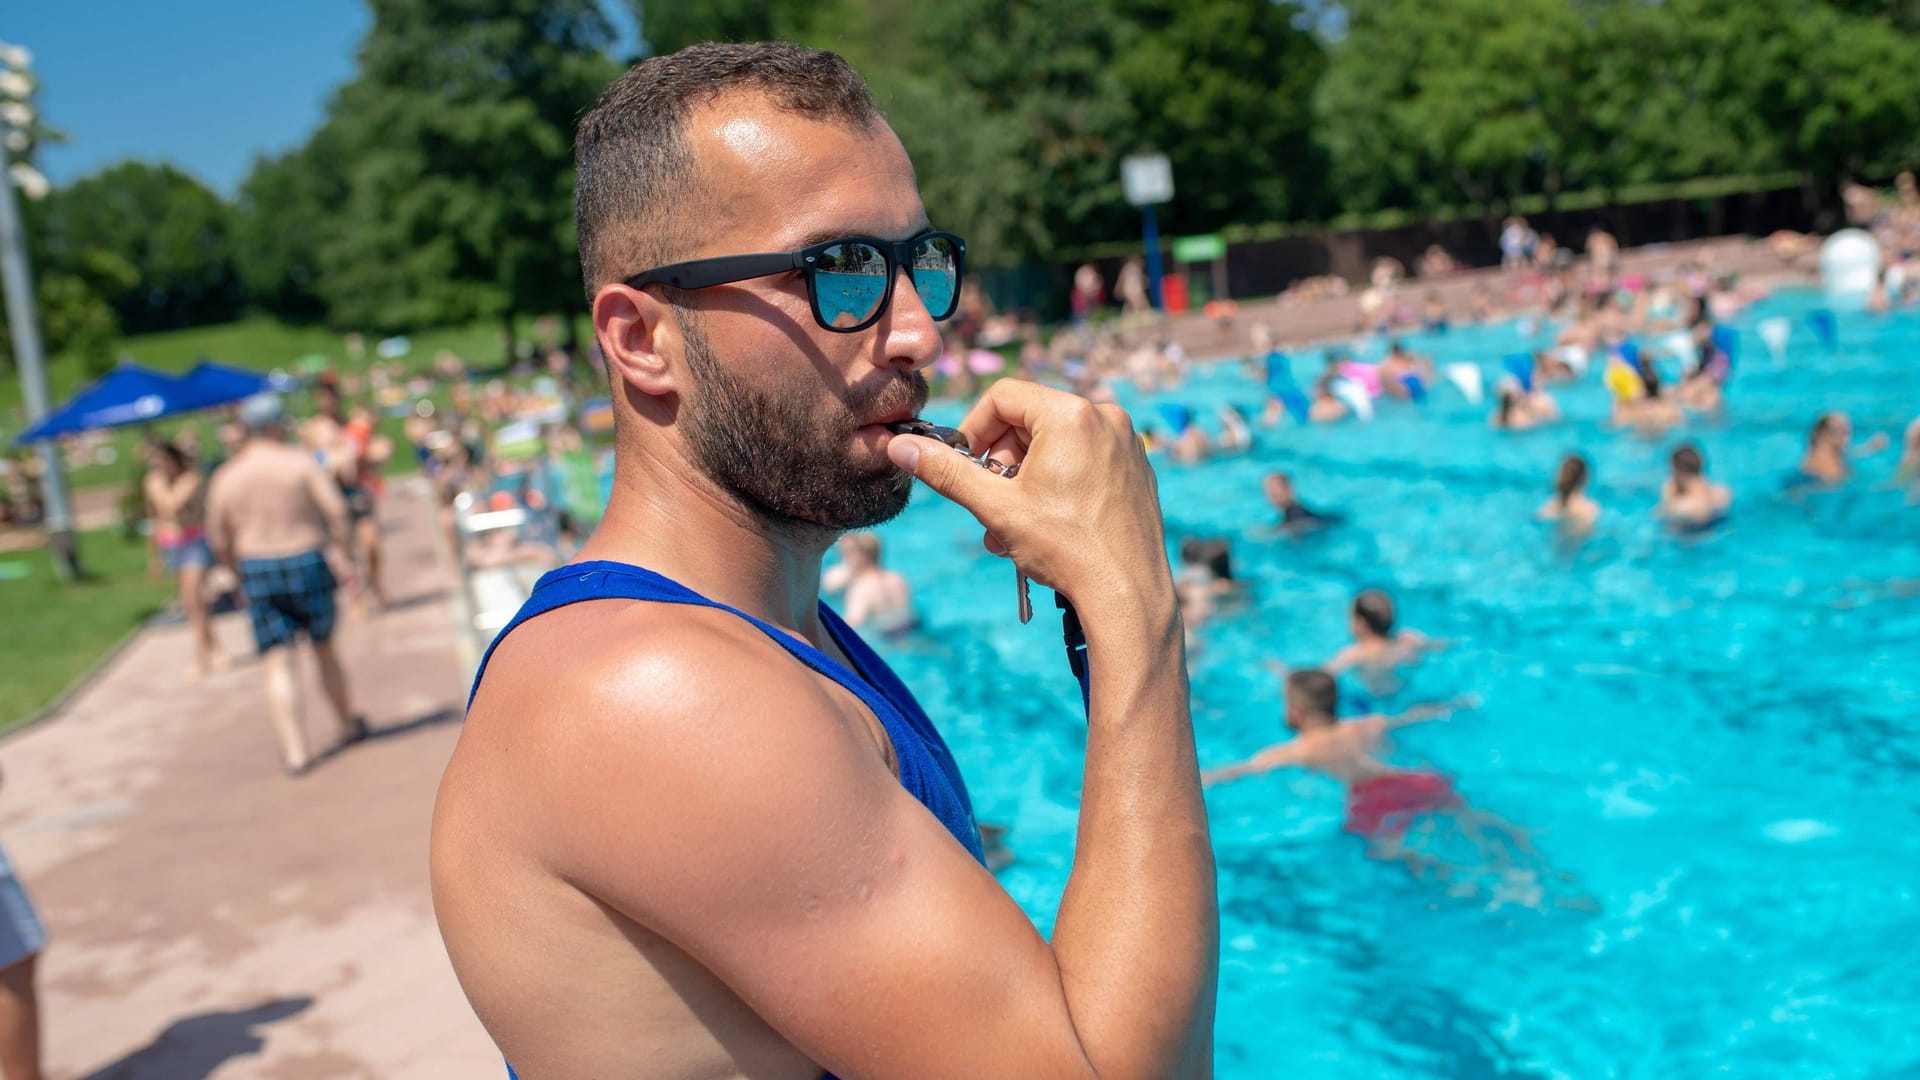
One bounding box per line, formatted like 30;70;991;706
860;290;1920;1078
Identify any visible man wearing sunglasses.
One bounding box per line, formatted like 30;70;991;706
433;42;1215;1080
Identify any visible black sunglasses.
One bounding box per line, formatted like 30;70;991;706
624;232;966;333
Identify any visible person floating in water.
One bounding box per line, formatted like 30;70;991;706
1263;471;1343;536
1610;357;1684;434
1656;442;1731;530
821;533;919;637
1677;314;1731;414
1378;341;1433;402
1536;453;1601;533
1204;671;1578;911
1794;411;1888;488
1308;375;1352;424
1175;536;1243;632
1326;589;1443;701
1490;378;1560;432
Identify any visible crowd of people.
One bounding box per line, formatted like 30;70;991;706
814;205;1919;911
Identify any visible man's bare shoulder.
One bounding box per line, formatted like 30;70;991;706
464;597;872;788
451;595;921;926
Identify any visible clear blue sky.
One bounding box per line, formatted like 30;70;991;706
9;1;639;196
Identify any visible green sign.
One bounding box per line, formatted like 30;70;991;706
1171;233;1227;263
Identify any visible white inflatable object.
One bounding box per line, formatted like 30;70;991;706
1330;377;1374;422
1443;363;1484;405
1556;344;1590;376
1660;330;1697;372
1819;228;1881;302
1757;317;1792;366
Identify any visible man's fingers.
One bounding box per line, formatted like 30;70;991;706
954;378;1064;452
888;435;996;516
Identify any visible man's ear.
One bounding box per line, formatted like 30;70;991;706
593;284;682;398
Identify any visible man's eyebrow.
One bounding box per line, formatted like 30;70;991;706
793;221;935;249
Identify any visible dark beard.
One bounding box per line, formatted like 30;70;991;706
677;310;923;532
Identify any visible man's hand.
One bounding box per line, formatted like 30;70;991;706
886;380;1173;622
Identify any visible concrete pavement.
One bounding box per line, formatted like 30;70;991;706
0;481;500;1079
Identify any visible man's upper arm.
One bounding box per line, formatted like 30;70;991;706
527;623;1101;1080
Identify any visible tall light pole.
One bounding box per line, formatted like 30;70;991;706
0;42;79;579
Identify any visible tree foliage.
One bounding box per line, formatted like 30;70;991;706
301;0;618;333
30;162;239;334
1316;0;1920;214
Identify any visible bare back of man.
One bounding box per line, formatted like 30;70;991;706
208;441;339;560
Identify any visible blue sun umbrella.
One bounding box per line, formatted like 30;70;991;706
12;361;283;444
179;359;291;402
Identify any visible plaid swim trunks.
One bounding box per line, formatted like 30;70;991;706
239;549;338;652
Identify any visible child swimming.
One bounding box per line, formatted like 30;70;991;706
1656;443;1731;531
1536;453;1601;533
1325;589;1443;700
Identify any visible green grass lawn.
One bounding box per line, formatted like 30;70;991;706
0;527;174;733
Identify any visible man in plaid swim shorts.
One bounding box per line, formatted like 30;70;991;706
207;395;368;776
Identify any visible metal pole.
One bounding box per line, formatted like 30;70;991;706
0;144;80;579
1141;204;1164;311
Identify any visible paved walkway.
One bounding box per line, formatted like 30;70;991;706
0;481;500;1079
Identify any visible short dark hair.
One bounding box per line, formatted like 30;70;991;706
1287;669;1339;716
1353;589;1395;636
573;42;885;300
1810;411;1843;446
1671;442;1704;477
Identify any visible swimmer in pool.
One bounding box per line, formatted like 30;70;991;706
1308;375;1352;424
1326;589;1444;700
1536;453;1601;532
1656;442;1731;530
821;533;920;636
1175;537;1244;651
1378;341;1433;402
1677;314;1731;414
1533;348;1576;384
1490;379;1560;432
1263;471;1344;535
1204;671;1575;910
1795;411;1889;487
1614;361;1684;435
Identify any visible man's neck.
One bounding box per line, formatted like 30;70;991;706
577;451;833;640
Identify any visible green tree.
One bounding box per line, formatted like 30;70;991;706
315;0;619;343
1108;0;1332;231
635;0;816;55
31;162;239;333
1314;0;1601;213
233;129;351;322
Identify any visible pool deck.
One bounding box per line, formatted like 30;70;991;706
0;482;499;1079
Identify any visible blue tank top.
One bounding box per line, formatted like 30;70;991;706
474;559;983;1080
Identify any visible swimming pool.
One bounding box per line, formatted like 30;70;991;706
860;289;1920;1078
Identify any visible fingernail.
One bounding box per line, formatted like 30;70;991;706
887;437;921;472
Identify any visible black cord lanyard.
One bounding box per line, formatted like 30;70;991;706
1059;594;1090;715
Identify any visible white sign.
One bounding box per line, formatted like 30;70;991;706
1121;154;1173;207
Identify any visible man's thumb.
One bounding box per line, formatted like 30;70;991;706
889;435;988;507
